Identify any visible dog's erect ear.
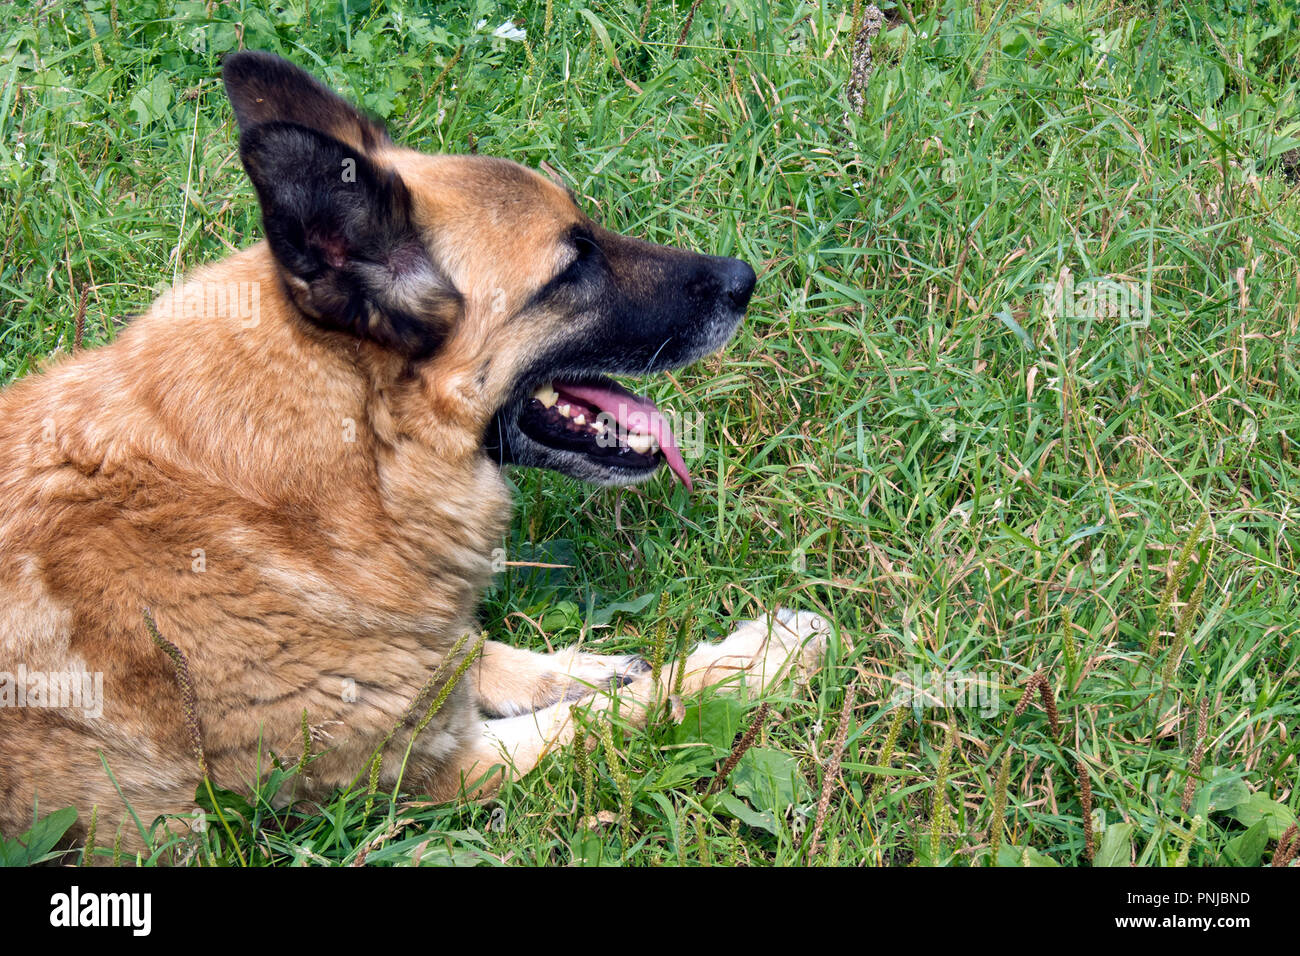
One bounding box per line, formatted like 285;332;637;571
222;50;390;154
239;122;461;358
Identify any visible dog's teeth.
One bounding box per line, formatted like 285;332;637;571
572;413;586;425
626;432;654;454
534;384;559;408
557;403;571;418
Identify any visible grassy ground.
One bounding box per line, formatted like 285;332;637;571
1;0;1298;866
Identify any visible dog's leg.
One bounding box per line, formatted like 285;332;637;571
469;640;649;718
434;610;830;800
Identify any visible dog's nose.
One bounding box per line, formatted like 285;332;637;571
719;258;756;310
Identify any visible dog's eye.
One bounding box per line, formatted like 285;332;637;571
543;231;603;292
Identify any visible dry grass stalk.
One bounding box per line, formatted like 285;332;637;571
675;0;705;53
705;701;771;797
844;5;884;120
807;684;856;860
1038;677;1060;739
1011;669;1059;738
1014;670;1045;718
1182;696;1209;812
73;284;88;353
1077;758;1094;862
142;608;246;866
1272;824;1299;867
143;608;207;777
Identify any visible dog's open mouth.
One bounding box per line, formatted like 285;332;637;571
516;376;692;490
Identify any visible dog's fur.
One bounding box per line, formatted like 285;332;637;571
0;53;826;852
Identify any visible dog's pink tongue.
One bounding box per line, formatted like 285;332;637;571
558;382;693;491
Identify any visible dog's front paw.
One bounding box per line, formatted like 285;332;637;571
676;608;830;695
767;608;832;678
550;649;650;701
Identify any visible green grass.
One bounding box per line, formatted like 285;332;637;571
2;0;1299;866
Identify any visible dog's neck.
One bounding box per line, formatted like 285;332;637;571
35;243;512;548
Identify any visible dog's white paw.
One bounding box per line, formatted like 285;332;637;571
551;649;649;698
679;608;830;694
768;608;832;675
484;649;650;717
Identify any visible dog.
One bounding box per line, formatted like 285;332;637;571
0;51;828;854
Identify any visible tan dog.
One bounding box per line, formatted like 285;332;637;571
0;52;828;853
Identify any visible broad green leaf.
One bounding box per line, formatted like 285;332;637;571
588;592;656;627
209;22;240;54
997;844;1060;867
1094;822;1135;867
194;782;253;822
569;831;609;866
1229;794;1297;839
539;600;582;633
575;8;622;74
1203;62;1225;104
1206;769;1251;813
129;73;172;127
648;758;707;791
732;747;806;815
671;695;745;752
714;792;779;836
6;806;78;865
1224;820;1269;867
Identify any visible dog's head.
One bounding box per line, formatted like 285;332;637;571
223;51;754;490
